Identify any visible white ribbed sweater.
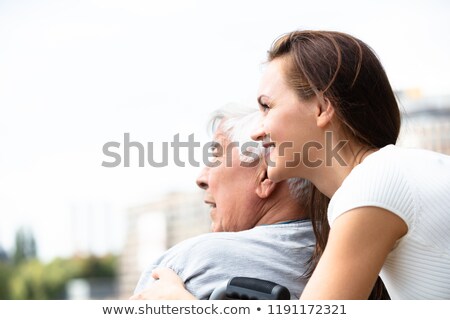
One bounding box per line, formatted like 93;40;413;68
328;145;450;299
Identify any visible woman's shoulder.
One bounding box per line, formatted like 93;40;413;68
362;144;409;167
328;145;419;228
366;144;450;166
346;144;450;184
341;145;405;189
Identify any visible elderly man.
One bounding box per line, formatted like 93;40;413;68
132;105;315;299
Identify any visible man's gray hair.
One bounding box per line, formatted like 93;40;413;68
207;103;311;204
208;102;264;162
286;178;311;209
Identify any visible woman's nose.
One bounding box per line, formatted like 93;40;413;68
251;125;266;142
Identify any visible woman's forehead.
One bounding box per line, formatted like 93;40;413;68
258;58;287;96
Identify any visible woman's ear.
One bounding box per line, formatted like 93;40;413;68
315;96;335;128
256;176;277;199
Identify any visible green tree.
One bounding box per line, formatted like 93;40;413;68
9;259;46;299
80;254;117;279
8;254;118;299
0;261;13;299
13;227;37;265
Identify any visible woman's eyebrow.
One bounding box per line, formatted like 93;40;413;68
257;95;269;106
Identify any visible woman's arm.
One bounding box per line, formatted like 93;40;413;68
300;206;407;299
129;267;197;300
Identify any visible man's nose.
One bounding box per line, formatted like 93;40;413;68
196;167;209;190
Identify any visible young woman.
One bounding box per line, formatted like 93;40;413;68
250;30;450;299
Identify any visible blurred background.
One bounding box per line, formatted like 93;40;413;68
0;0;449;299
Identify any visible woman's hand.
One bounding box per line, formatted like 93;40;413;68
129;267;197;300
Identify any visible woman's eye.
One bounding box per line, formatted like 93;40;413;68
260;103;270;112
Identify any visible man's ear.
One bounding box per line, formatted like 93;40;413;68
256;176;277;199
315;96;335;128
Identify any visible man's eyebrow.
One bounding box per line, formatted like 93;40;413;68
211;136;225;146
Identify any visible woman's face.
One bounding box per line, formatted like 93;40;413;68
252;58;321;182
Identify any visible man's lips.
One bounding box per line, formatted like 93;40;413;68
204;200;216;208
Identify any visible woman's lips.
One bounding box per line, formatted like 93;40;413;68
262;141;275;149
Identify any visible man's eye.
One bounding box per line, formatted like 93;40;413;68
209;146;222;157
210;147;218;156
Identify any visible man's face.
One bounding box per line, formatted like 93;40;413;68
196;129;263;232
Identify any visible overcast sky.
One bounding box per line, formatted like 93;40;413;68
1;0;449;261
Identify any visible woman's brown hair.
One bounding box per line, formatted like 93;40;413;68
269;30;399;299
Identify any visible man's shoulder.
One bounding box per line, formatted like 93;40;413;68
166;232;241;255
175;230;254;251
170;228;269;256
166;222;314;263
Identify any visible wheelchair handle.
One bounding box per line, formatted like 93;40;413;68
209;277;290;300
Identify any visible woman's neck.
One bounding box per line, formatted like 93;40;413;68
305;143;378;198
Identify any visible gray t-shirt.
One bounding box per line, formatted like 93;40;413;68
134;220;315;299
